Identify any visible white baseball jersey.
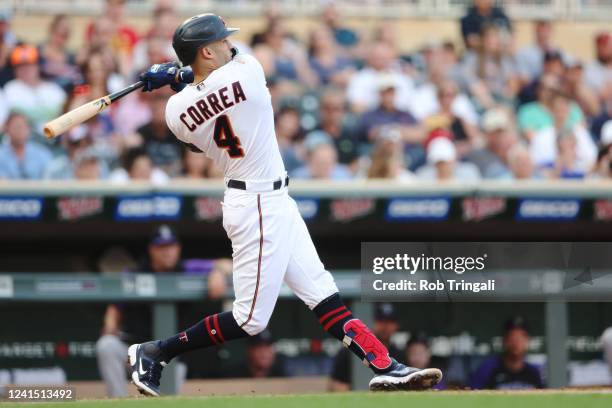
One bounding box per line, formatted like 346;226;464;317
164;53;338;335
165;53;286;181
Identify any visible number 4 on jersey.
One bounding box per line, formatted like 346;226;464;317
213;114;244;158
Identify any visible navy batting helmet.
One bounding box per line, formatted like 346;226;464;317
172;14;239;66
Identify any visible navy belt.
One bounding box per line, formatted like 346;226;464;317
227;176;289;191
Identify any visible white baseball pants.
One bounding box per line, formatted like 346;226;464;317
222;186;339;336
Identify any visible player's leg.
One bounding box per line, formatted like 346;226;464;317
96;334;129;397
223;190;293;336
283;198;442;391
128;190;292;396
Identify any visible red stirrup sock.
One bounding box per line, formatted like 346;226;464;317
159;311;248;361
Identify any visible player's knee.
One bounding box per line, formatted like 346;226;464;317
245;318;269;336
232;303;272;335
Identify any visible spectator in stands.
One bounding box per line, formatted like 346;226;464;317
291;132;352;180
311;87;360;167
358;74;422;146
517;75;584;140
73;147;104;180
4;44;66;133
330;303;404;391
553;129;586;179
563;57;601;119
410;42;478;125
79;49;123;101
275;105;304;173
308;26;355;87
460;0;511;51
226;329;286;378
346;42;414;113
0;112;52;180
44;125;108;180
113;90;153;138
373;24;400;60
470;317;543;389
507;143;536;180
465;107;516;179
67;53;122;162
253;20;317;87
38;14;80;91
109;146;169;184
250;2;283;48
517;50;565;106
0;87;8;130
79;16;130;80
584;32;612;103
528;92;596;175
366;135;413;182
516;19;562;83
131;5;178;74
320;2;360;53
422;79;482;158
136;90;182;177
416;136;481;181
0;9;17;86
600;120;612;150
459;24;519;108
593;144;612;180
85;0;138;73
405;335;431;370
591;89;612;143
181;148;223;180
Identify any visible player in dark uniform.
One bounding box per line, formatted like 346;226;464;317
470;317;543;390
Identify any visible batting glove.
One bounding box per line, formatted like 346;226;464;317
140;62;194;92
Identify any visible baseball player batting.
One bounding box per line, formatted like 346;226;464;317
128;13;442;395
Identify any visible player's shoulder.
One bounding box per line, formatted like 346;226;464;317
216;53;265;82
166;90;186;117
232;53;260;67
165;89;194;138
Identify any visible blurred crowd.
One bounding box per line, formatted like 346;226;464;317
0;0;611;182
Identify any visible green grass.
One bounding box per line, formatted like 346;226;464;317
2;391;612;408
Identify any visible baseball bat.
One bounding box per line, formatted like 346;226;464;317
43;80;145;139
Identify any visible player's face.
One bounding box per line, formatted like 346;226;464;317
149;243;181;272
373;320;398;344
504;328;529;358
208;38;234;67
406;343;431;369
248;344;275;372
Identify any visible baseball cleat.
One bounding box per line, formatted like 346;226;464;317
127;341;167;397
369;360;443;391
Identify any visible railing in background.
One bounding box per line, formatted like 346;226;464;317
5;0;612;20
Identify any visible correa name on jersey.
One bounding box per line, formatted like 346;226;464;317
179;81;246;132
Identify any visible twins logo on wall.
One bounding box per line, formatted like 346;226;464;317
194;197;223;221
594;199;612;221
462;197;506;222
57;197;104;221
330;198;375;222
